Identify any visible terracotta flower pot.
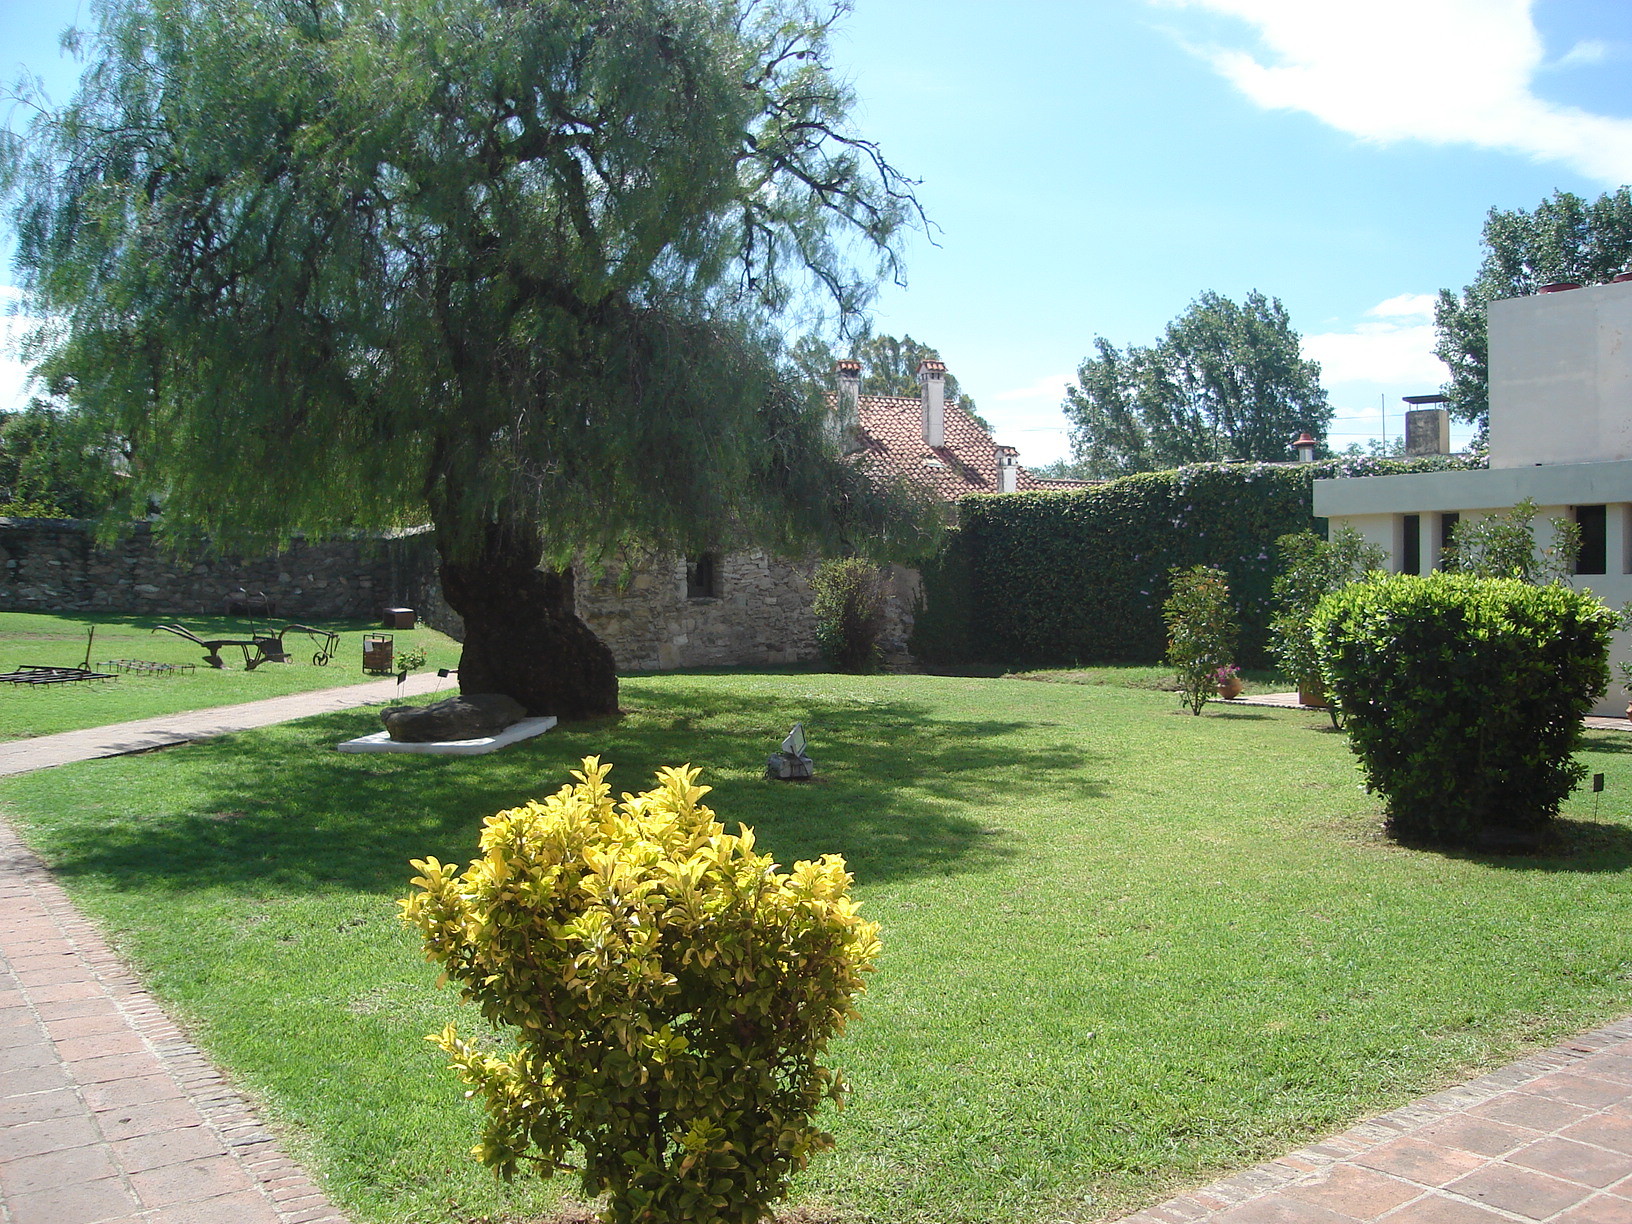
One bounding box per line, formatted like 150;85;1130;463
1217;676;1244;700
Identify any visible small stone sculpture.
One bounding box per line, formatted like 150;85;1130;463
381;693;527;743
765;722;814;780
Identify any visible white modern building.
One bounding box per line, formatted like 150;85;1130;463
1313;277;1632;715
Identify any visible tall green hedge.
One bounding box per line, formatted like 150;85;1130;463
909;457;1480;668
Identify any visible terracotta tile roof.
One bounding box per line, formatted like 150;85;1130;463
830;392;1096;499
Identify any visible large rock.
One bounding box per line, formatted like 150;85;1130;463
381;693;527;743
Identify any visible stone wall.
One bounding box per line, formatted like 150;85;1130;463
576;550;820;670
0;520;918;672
573;550;918;671
0;519;436;621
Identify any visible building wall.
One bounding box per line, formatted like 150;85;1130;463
1316;468;1632;715
1489;281;1632;469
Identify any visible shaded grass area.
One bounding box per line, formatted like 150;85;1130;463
2;672;1632;1224
0;611;463;740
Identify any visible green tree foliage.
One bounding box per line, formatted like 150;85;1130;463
1444;498;1581;585
1163;564;1237;715
810;556;888;672
1025;457;1096;481
402;757;880;1224
0;400;117;518
1434;188;1632;432
1269;527;1385;691
1312;574;1614;850
792;332;986;426
3;0;930;717
1062;291;1331;477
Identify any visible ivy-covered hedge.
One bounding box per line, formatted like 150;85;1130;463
909;456;1481;668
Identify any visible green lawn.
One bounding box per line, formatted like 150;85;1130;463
0;612;463;740
2;671;1631;1224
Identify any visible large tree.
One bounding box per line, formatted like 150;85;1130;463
2;0;930;718
1435;188;1632;433
1061;290;1330;478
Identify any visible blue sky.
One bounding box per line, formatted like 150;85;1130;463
4;0;1631;463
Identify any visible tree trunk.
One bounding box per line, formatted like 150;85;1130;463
437;520;618;720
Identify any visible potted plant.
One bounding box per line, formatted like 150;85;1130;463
1214;664;1243;700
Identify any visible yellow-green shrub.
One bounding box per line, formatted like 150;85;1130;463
400;757;880;1224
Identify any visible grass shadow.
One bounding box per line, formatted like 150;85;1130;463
27;687;1108;900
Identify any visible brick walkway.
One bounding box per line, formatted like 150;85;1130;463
0;814;347;1224
1114;1018;1632;1223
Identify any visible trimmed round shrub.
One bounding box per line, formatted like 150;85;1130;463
1311;573;1615;849
401;757;880;1224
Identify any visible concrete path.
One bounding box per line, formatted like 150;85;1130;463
0;672;453;777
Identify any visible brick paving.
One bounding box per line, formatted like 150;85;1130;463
1110;1024;1632;1223
0;814;347;1224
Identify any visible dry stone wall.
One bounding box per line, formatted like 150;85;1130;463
0;519;437;621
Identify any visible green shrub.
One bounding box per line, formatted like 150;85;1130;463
1268;527;1385;690
401;758;880;1224
1164;564;1238;715
947;456;1478;668
1444;497;1581;584
811;557;888;672
1311;573;1615;849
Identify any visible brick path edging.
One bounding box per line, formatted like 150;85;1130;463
0;812;349;1224
1115;1016;1632;1223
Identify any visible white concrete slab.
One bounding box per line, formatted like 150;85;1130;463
336;715;557;755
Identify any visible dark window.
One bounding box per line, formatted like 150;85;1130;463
686;553;719;600
1401;514;1421;575
1574;504;1607;575
1438;512;1459;569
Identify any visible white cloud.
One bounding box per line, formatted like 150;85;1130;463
1366;293;1437;321
1153;0;1632;184
1303;295;1449;387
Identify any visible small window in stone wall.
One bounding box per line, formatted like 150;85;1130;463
686;553;720;600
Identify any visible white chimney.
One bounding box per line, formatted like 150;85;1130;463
996;446;1020;493
919;358;946;448
832;358;862;453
